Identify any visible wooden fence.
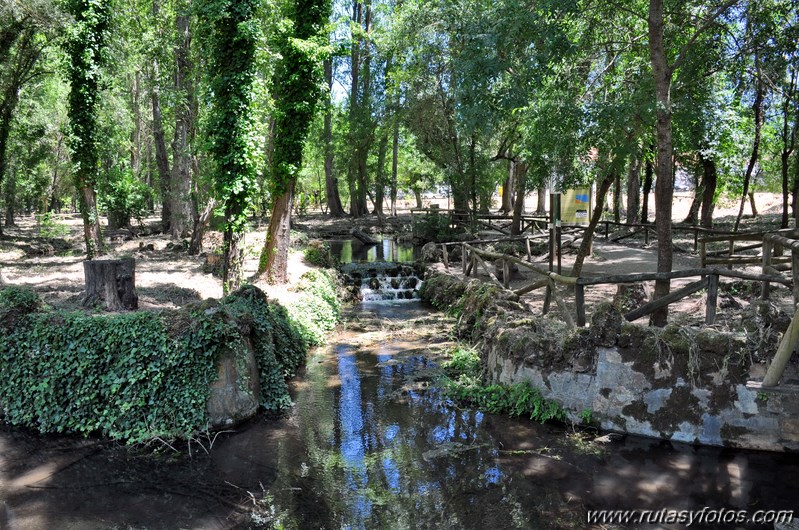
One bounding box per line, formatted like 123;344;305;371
442;237;789;331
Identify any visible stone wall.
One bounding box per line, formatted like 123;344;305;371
421;270;799;451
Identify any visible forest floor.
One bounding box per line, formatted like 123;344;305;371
0;192;793;327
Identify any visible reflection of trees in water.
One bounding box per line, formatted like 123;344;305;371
269;339;551;529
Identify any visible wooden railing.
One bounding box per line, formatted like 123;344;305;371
441;237;789;330
410;208;549;236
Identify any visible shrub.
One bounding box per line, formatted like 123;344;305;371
0;283;329;443
286;270;341;346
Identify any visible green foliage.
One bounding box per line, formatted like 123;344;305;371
303;239;335;267
0;280;341;442
35;212;69;239
97;168;153;228
442;346;481;378
444;378;566;424
219;285;306;411
440;343;565;423
285;270;341;346
0;286;43;314
414;212;458;243
267;0;331;199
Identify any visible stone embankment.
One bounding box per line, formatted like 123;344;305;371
421;270;799;451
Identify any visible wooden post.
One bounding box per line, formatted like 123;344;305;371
605;220;609;239
762;307;799;387
462;244;467;274
503;259;510;289
441;244;449;269
525;238;532;262
549;279;575;329
705;274;719;325
644;227;649;245
793;250;799;308
761;238;772;300
83;258;139;311
693;228;698;252
575;283;586;327
700;240;707;268
543;284;552;315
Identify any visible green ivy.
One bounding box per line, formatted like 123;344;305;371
285;270;341;346
441;345;565;424
0;277;341;443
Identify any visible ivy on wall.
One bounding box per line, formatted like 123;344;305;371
0;270;341;443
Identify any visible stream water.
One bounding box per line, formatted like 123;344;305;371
2;301;799;528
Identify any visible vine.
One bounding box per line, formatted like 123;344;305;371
64;0;111;258
196;0;260;291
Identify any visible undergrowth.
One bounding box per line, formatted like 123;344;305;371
441;346;566;423
0;270;342;444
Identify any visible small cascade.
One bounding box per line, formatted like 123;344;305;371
340;262;424;302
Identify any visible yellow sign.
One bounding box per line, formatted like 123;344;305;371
561;188;591;225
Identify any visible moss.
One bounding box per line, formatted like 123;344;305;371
651;386;702;435
622;400;650;422
720;424;752;444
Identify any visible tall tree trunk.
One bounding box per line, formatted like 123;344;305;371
169;11;194;238
733;75;765;232
501;159;514;214
625;156;641;224
510;159;527;235
130;70;142;176
641;156;654;223
612;171;621;223
80;186;103;259
150;0;171;233
3;167;15;226
348;0;363;216
323;59;344;217
390;111;399;216
649;0;675;327
683;168;702;225
261;184;294;284
571;171;614;278
373;129;388;217
781;70;797;228
699;153;717;228
536;185;546;215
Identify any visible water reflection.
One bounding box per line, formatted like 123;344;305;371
330;238;418;263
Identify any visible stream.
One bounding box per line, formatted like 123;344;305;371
2;299;799;528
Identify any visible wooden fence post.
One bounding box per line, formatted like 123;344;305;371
763;307;799;387
706;274;719;325
793;249;799;308
441;244;449;269
761;237;772;300
462;244;467;275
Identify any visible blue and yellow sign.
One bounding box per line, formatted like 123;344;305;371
562;187;592;225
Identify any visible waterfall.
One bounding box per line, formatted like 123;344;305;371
340;263;424;302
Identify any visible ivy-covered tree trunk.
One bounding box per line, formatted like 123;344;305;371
199;0;259;292
259;0;330;283
66;0;111;259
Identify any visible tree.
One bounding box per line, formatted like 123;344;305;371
259;0;331;283
647;0;738;326
65;0;112;259
198;0;260;292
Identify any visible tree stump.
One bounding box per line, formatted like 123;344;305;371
83;258;139;311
